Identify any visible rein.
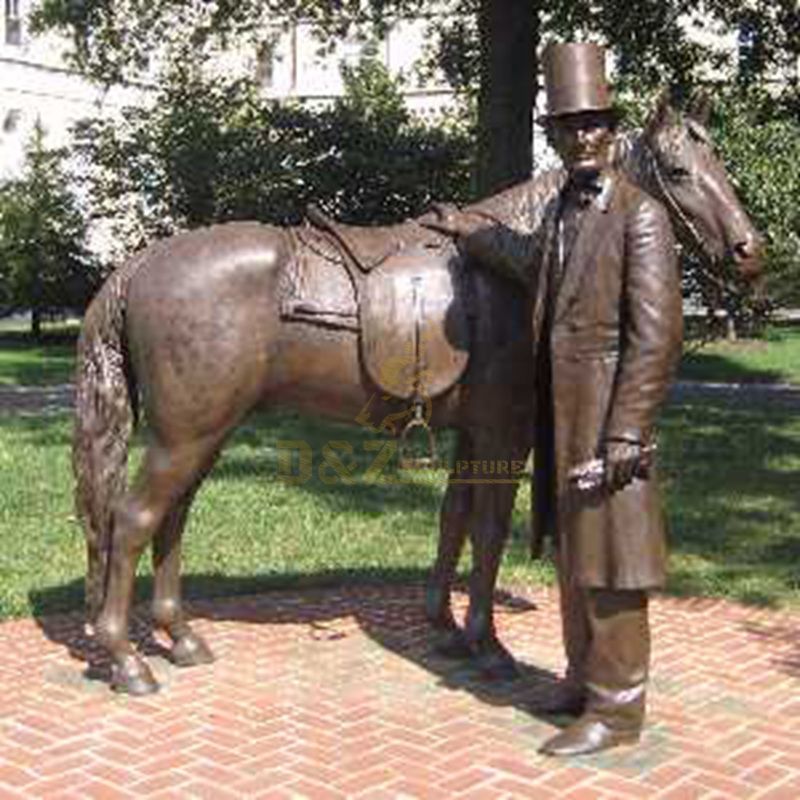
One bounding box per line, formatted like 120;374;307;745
637;139;707;257
633;138;735;293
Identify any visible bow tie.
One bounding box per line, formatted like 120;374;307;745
566;174;604;207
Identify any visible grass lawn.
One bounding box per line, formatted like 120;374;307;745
0;327;78;386
1;398;797;621
0;410;550;620
679;326;800;385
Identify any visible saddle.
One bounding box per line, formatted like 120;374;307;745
305;204;407;272
280;207;471;405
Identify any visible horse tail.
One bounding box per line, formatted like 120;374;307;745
72;255;143;630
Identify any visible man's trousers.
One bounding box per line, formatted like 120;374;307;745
557;559;650;732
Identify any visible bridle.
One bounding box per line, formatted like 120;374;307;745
635;137;738;293
638;138;709;259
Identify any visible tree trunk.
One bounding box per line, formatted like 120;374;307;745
31;308;42;340
725;313;738;342
476;0;539;196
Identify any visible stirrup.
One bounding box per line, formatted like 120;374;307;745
399;403;439;470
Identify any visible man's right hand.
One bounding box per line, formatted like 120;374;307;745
420;203;477;239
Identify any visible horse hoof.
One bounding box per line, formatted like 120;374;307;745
475;650;520;682
111;656;159;695
424;585;449;624
433;628;473;660
171;633;215;668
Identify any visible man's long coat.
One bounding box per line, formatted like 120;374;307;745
463;171;683;589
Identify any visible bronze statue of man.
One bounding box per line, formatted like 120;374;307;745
429;42;683;756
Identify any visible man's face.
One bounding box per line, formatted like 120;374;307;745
548;111;615;175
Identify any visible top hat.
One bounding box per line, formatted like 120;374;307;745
542;42;613;118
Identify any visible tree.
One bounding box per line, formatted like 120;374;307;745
709;87;800;320
34;0;743;195
71;54;473;254
0;123;98;338
475;0;537;194
33;2;798;336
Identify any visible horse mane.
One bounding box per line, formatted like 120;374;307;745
612;128;659;195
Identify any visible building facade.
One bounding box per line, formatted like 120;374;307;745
0;1;144;179
0;2;461;182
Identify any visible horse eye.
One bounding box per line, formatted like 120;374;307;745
668;166;691;180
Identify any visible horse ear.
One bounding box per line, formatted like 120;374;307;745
644;88;678;139
687;89;713;126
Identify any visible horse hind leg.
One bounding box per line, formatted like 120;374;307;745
151;484;215;668
95;434;222;695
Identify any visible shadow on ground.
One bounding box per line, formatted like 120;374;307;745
660;396;800;607
30;577;569;728
679;350;785;384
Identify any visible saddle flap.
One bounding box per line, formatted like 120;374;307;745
361;246;470;400
306;205;437;271
280;232;358;330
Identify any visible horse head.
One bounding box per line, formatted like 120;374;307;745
634;91;763;280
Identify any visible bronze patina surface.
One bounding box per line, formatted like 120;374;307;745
73;73;761;697
424;90;762;675
426;42;761;758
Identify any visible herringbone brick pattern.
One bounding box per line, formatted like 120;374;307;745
0;586;797;799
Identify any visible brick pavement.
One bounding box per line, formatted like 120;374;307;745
0;585;798;799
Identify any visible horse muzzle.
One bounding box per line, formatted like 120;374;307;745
729;232;763;281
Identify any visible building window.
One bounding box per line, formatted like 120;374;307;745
256;39;276;89
3;108;22;133
737;18;760;79
5;0;22;45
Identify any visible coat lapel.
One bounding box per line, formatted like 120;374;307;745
553;176;617;323
532;197;561;336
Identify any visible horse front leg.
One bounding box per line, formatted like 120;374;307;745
464;479;520;679
464;437;530;680
152;488;214;668
426;432;473;657
427;484;474;657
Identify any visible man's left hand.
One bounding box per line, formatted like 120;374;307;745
603;439;643;491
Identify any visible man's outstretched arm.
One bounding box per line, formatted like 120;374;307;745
420;169;566;287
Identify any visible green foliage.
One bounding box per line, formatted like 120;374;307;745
73;54;472;249
40;1;799;198
710;88;800;313
704;0;800;87
34;1;800;308
0;124;99;337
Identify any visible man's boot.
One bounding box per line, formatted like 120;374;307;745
538;683;586;717
539;684;644;755
540;588;649;757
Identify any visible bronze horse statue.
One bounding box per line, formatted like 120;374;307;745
73;94;761;694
